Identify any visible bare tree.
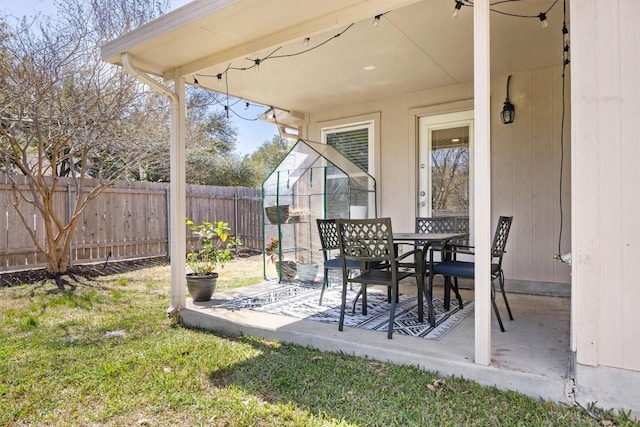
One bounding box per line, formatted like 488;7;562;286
431;147;469;215
0;0;170;275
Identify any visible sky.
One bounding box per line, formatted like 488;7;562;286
0;0;279;155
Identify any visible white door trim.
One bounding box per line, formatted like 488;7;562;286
418;110;474;241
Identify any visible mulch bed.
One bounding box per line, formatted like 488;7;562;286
0;248;262;288
0;257;170;288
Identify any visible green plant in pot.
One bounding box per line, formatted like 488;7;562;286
186;219;239;301
265;236;296;281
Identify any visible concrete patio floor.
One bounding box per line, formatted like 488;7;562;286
179;280;573;405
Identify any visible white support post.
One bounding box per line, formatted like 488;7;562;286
473;0;492;366
120;54;186;316
169;75;187;314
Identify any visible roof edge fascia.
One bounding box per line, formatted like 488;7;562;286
101;0;241;69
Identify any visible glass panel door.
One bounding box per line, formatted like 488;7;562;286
418;110;473;238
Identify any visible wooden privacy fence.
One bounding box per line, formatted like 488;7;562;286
0;175;262;272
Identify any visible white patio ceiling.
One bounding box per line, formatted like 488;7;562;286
102;0;565;113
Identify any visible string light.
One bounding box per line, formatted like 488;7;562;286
538;12;549;29
190;21;359;125
194;2;560;126
196;24;352;90
264;107;277;120
557;0;569;259
452;1;463;18
453;0;559;27
562;22;570;65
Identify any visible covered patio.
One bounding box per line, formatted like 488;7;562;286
102;0;640;416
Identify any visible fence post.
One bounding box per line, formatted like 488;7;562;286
234;190;239;253
67;183;73;268
165;186;171;260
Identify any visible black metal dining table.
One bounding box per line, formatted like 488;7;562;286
392;232;468;326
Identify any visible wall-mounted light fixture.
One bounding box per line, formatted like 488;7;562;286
501;75;515;125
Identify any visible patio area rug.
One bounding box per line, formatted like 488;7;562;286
223;284;474;340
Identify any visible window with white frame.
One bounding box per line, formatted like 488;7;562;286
321;120;375;218
322;121;373;173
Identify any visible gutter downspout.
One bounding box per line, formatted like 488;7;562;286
122;53;187;318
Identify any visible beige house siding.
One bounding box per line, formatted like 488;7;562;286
572;0;640;372
308;66;570;287
493;67;571;285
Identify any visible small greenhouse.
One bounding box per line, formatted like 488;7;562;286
262;139;377;282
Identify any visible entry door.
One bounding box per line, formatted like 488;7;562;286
418;110;473;238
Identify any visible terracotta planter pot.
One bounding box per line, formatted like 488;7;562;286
186;273;219;301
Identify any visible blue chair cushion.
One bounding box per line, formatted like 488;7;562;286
324;258;359;270
433;261;500;278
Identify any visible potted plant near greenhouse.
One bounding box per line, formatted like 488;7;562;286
185;219;239;301
265;236;297;281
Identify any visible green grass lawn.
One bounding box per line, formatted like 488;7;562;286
0;257;636;426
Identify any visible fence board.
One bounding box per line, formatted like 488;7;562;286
0;175;262;272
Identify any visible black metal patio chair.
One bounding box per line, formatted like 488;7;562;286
427;216;514;332
316;219;360;305
336;218;421;339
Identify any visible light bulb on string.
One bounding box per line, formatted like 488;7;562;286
562;23;569;61
254;59;261;72
562;22;569;44
245;101;250;111
452;1;463;18
373;14;381;27
303;37;310;47
217;73;223;87
538;12;549;29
